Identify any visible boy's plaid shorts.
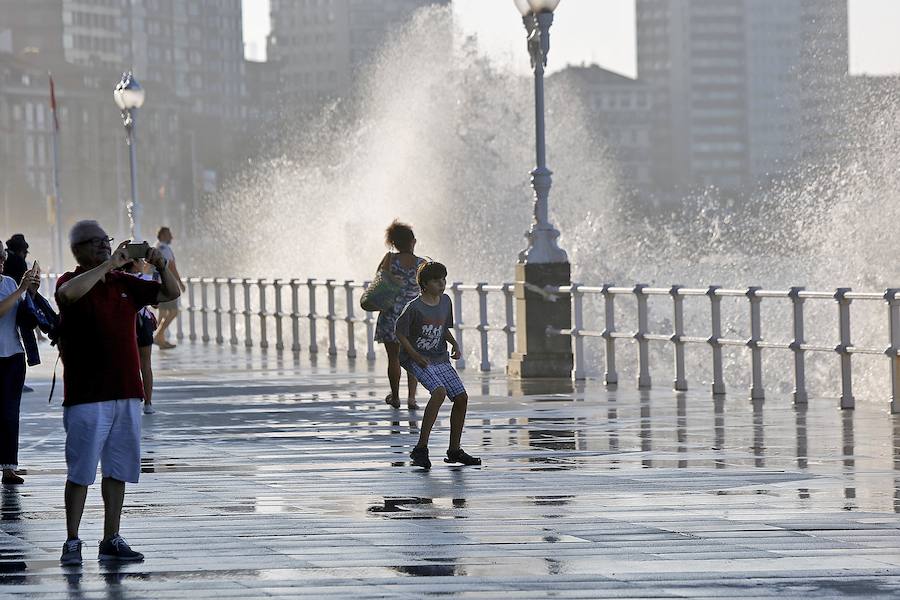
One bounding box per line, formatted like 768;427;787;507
402;360;467;399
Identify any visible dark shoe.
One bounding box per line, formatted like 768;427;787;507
98;534;144;562
410;446;431;469
445;448;482;466
385;393;400;408
407;399;419;410
1;471;23;485
60;539;83;565
22;384;34;393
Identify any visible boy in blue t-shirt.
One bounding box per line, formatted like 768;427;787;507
395;261;481;469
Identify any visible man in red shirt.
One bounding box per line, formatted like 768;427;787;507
56;220;181;565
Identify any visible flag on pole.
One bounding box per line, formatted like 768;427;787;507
49;73;59;131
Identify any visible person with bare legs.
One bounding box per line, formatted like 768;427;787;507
373;221;424;409
125;260;158;414
395;261;481;469
152;227;186;349
56;221;180;565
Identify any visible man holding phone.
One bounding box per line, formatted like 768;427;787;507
55;220;180;565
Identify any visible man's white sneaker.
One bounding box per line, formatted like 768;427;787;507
143;405;156;415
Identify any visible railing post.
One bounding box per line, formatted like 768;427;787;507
571;283;585;380
307;279;319;354
187;278;197;341
452;282;466;370
670;285;687;391
362;281;376;362
835;287;854;409
789;287;807;405
344;280;357;359
175;283;184;341
885;288;900;414
290;279;302;353
258;279;269;350
503;283;515;358
213;278;224;344
200;279;210;343
242;278;253;348
477;283;490;372
326;279;337;357
634;284;651;389
747;286;764;400
273;279;284;351
602;284;618;386
228;278;239;346
707;286;726;396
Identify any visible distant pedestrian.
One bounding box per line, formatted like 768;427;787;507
3;234;29;284
124;260;158;415
152;227;186;349
3;235;36;393
373;220;423;409
56;220;181;565
0;248;40;485
396;261;480;469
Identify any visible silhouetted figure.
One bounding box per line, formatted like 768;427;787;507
56;220;180;565
152;227;186;349
373;220;423;409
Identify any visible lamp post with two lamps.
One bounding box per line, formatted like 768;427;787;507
507;0;574;379
113;71;146;241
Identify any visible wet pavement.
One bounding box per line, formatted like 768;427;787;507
2;343;900;598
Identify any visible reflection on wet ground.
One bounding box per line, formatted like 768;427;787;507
1;343;899;597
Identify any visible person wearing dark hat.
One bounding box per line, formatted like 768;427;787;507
4;235;35;393
3;234;29;285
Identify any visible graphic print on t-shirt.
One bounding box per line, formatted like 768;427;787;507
416;320;444;353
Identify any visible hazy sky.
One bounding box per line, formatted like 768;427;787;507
242;0;900;77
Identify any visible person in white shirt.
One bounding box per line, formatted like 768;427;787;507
153;227;186;349
0;248;40;484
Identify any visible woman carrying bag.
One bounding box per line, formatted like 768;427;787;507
367;221;425;409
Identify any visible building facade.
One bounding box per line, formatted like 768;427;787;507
0;0;247;256
267;0;449;109
636;0;848;192
549;66;653;192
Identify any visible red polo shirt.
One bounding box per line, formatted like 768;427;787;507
56;267;161;406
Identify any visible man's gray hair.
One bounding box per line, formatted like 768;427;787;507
69;220;105;247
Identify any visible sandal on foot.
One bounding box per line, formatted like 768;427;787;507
445;448;481;466
384;393;400;408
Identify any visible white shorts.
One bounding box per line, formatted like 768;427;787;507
63;399;142;486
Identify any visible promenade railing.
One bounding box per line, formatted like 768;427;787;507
174;278;516;372
40;274;900;412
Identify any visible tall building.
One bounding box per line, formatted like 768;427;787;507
549;66;653;192
636;0;848;192
267;0;450;108
0;0;247;255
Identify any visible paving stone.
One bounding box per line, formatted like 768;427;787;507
0;343;898;598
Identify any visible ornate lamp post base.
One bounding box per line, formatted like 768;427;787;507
507;261;573;378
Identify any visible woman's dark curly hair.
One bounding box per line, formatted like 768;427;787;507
385;219;415;252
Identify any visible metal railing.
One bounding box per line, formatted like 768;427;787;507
40;272;900;412
175;277;517;373
546;284;900;413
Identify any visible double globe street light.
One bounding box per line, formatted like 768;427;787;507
114;71;146;241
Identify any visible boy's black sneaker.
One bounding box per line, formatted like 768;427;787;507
410;446;431;469
445;449;481;466
60;538;83;565
98;534;144;562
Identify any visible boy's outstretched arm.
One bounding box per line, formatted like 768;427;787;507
398;333;429;367
444;329;461;360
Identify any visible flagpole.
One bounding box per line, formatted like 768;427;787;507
49;73;63;273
